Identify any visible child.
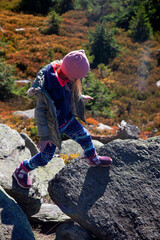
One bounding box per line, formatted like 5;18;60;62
13;50;112;189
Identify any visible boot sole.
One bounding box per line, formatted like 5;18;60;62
88;162;112;167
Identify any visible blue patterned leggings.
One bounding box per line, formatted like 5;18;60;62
24;117;96;170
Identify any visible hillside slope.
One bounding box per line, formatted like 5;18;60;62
0;6;160;136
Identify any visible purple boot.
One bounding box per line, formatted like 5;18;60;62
87;153;112;167
13;162;32;189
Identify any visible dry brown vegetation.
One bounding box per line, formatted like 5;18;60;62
0;4;160;139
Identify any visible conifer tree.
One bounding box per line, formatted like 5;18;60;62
145;0;160;31
0;60;15;100
43;10;62;35
88;23;120;67
52;0;74;14
129;4;153;42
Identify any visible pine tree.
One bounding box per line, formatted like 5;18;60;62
88;23;120;67
43;10;62;35
52;0;74;14
129;4;153;42
0;60;15;100
145;0;160;31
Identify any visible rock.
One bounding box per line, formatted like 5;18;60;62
148;128;158;138
48;137;160;240
116;120;140;139
96;123;113;132
13;108;35;119
15;27;39;32
0;124;41;216
20;132;39;157
156;80;160;87
0;186;35;240
15;80;31;85
35;157;65;198
11;157;68;217
56;139;103;155
55;221;96;240
92;121;140;144
92;140;104;149
30;203;70;223
0;124;65;217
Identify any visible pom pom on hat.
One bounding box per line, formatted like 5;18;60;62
61;50;90;80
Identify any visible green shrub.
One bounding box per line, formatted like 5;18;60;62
82;71;115;117
42;10;62;35
98;63;112;78
129;4;153;42
74;0;91;10
0;60;15;100
12;82;31;98
115;9;134;30
87;23;120;68
145;0;160;31
30;126;38;139
51;0;74;14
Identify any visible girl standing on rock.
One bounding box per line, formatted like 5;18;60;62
13;50;112;188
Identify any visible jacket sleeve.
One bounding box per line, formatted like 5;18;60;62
34;93;50;141
32;64;49;89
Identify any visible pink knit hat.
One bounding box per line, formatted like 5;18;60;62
61;50;90;80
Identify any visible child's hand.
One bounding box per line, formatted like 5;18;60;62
82;95;93;103
27;87;40;97
37;140;52;152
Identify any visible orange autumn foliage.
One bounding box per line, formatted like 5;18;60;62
0;6;159;139
86;118;99;127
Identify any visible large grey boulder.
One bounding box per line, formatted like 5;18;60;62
0;124;41;214
0;124;41;216
0;186;35;240
20;132;39;157
0;124;65;217
0;124;31;190
13;108;35;119
48;136;160;240
56;139;103;155
31;203;70;223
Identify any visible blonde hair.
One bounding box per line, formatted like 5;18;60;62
71;79;81;99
